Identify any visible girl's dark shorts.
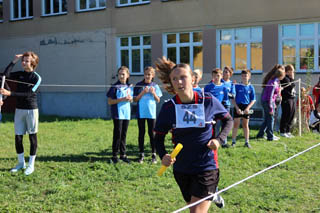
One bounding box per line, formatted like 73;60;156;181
233;104;250;119
173;169;220;203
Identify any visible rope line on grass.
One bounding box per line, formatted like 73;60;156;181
172;142;320;213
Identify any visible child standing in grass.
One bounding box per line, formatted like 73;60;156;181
0;52;41;176
257;65;285;141
221;66;235;113
231;70;256;148
107;66;132;164
154;57;233;212
192;69;203;93
297;87;314;132
204;68;229;148
309;104;320;133
133;67;162;164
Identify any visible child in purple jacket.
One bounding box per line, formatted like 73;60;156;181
257;65;285;141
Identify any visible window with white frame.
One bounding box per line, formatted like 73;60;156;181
279;23;320;72
0;0;3;22
217;27;262;73
76;0;106;12
117;0;150;7
118;35;151;75
42;0;67;16
163;32;203;70
10;0;33;20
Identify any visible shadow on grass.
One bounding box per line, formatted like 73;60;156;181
0;113;109;123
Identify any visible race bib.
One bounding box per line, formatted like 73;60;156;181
174;103;205;128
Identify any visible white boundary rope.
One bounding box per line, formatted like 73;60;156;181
173;141;320;213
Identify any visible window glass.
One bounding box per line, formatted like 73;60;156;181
251;43;262;70
193;32;203;42
21;0;26;17
121;50;129;68
235;43;247;70
132;49;141;73
43;0;67;15
300;24;314;37
220;44;231;68
180;47;190;64
282;40;296;68
99;0;106;7
143;49;151;68
282;25;296;37
235;28;250;40
180;33;189;43
167;47;176;63
120;38;128;46
193;46;203;70
251;27;262;40
300;40;314;69
132;37;140;46
221;30;232;41
117;0;150;6
143;36;151;45
12;0;33;19
167;34;176;44
77;0;106;11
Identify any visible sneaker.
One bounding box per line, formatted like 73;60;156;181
286;132;294;138
111;157;119;164
120;156;130;164
24;165;34;176
151;154;157;164
10;162;26;173
244;143;251;149
221;143;230;148
280;133;289;138
138;154;144;164
213;194;225;208
264;135;280;141
231;142;236;147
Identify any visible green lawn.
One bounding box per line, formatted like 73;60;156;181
0;114;319;212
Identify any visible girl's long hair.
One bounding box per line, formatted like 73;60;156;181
155;57;191;94
262;64;284;88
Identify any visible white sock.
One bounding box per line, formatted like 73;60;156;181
17;153;25;164
28;155;36;167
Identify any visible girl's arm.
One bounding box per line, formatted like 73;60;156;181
154;133;175;167
149;87;160;103
108;97;127;105
216;113;233;145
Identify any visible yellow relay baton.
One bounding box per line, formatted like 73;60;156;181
157;143;183;176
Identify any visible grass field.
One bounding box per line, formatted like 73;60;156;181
0;114;320;213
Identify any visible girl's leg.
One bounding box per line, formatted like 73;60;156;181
243;118;251;148
112;119;122;158
257;102;269;138
11;135;26;172
147;119;156;153
232;118;240;145
25;134;38;175
189;197;211;213
137;118;146;154
120;120;129;157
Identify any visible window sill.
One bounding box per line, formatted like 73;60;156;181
10;16;33;22
76;7;106;13
116;2;150;8
42;12;68;17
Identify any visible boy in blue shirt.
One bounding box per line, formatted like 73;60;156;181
221;66;235;112
231;70;256;148
205;68;229;147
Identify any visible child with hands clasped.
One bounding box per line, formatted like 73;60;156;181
154;57;233;212
107;66;133;164
133;67;162;164
231;70;256;148
0;52;42;175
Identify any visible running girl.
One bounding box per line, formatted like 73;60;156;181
0;52;41;175
231;69;256;148
133;66;162;164
154;57;233;212
107;66;132;164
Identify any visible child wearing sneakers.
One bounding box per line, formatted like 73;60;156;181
133;67;162;164
231;70;256;148
107;66;133;164
0;52;42;175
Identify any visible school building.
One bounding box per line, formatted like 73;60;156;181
0;0;320;119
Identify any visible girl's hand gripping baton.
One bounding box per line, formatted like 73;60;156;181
157;143;183;176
